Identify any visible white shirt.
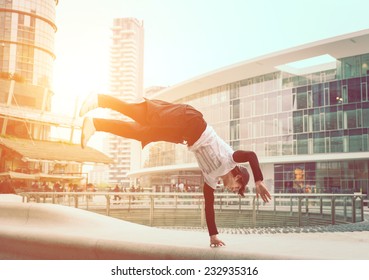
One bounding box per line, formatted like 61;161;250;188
189;125;236;189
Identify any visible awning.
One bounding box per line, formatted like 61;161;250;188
0;171;84;182
0;171;38;180
0;136;112;164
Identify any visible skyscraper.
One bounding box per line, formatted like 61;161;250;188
110;18;144;101
105;18;144;187
0;0;58;139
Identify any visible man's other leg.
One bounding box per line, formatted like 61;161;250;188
81;117;96;148
81;117;149;148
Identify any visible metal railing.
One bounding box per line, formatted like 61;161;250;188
19;192;366;227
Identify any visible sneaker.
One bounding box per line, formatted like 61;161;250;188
79;94;98;117
81;117;96;149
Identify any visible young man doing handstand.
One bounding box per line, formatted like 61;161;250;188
80;94;271;247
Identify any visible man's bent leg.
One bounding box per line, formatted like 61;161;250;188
81;117;96;148
79;94;99;117
80;94;148;124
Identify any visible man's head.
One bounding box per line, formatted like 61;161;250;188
222;166;249;197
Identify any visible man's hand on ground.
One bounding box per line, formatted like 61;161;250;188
210;235;226;247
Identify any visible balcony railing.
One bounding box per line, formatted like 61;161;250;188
19;192;365;228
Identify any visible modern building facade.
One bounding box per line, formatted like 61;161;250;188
104;18;144;187
129;29;369;195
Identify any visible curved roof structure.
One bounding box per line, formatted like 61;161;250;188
152;28;369;102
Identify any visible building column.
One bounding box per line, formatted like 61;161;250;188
1;80;15;135
69;96;79;143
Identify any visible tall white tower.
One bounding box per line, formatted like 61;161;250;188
105;18;144;187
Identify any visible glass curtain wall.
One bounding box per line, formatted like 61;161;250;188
0;0;57;87
143;53;369;194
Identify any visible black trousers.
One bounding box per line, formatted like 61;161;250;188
92;95;207;147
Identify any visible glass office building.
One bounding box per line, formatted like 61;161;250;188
0;0;57;88
129;29;369;195
0;0;58;140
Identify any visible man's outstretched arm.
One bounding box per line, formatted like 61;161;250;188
203;183;225;247
233;150;271;202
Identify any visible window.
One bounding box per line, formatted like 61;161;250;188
260;120;265;137
293;111;303;133
324;87;330;106
325;108;338;130
231;99;240;119
297;134;308;154
342;85;348;103
230;120;239;141
312;84;324;107
305;91;311;108
343;108;357;129
268;96;277;113
320;112;325;130
273;119;278;135
313;133;325;153
296;89;307;109
255;97;264;115
361;83;368;101
337;110;343;129
329;81;341;104
348;78;361;103
363;108;369;127
282;89;292;111
312;111;320;131
349;134;362;152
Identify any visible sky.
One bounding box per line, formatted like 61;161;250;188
52;0;369;116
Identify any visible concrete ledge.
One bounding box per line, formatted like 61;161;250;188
0;202;277;260
1;200;369;259
0;194;22;203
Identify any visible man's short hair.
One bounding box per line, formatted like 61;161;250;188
231;166;250;197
